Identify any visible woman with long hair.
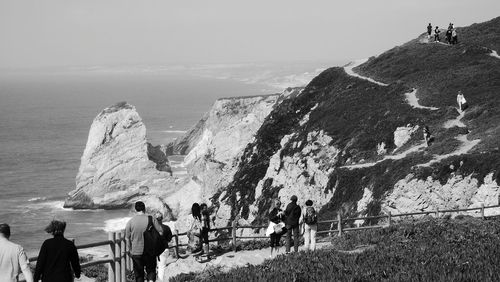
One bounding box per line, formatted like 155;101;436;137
34;220;81;282
267;199;286;258
187;203;203;256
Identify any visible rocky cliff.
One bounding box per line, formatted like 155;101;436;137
63;102;176;218
210;16;500;227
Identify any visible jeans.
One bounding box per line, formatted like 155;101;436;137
131;254;157;282
304;224;317;250
285;225;300;252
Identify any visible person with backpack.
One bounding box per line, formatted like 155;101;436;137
125;201;163;282
199;203;212;261
302;200;318;251
155;212;172;282
284;195;302;253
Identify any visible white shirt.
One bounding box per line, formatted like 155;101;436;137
0;237;30;282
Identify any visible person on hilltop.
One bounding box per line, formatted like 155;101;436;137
125;201;163;282
434;26;441;42
34;220;81;282
457;90;467;111
199;203;212;261
427;23;432;39
446;27;452;44
154;212;172;282
452;28;458;45
302;200;318;251
265;199;286;258
284;195;302;253
187;203;203;257
0;223;34;282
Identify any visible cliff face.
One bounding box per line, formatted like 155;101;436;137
64;102;175;218
210;17;500;227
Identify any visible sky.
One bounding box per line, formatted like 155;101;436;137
1;0;499;69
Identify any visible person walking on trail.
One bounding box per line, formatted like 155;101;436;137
434;26;441;42
423;125;433;147
199;203;212;261
34;220;81;282
0;224;33;282
427;23;432;39
457;90;467;111
155;212;172;282
284;195;302;253
302;200;318;251
266;199;286;257
125;201;163;282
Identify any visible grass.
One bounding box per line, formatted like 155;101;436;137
171;216;500;281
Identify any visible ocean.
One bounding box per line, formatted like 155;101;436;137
0;61;341;257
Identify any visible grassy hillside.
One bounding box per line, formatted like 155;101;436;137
171;217;500;281
212;16;500;224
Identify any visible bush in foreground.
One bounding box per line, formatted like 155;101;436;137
171;216;500;281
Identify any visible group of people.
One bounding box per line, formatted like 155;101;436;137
423;90;468;147
186;202;211;262
266;195;318;257
427;22;458;44
0;221;81;282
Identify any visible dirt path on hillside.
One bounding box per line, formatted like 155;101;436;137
161;242;331;281
341;60;480;170
343;59;388;86
490;50;500;59
405;88;439;110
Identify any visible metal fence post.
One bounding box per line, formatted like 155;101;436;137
232;220;237;252
481;204;485;219
108;232;116;282
115;232;121;282
120;232;126;281
174;230;180;259
337;213;342;237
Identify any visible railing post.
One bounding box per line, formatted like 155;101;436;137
435;208;439;218
388;212;392;226
337;213;342;237
174;229;180;259
115;232;121;282
481;204;485;219
120;232;126;281
232;220;237;252
108;232;116;282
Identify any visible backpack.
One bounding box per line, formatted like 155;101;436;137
304;207;317;225
143;216;167;256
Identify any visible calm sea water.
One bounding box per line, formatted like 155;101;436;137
0;61;341;257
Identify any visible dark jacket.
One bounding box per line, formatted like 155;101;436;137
34;234;81;282
284;202;301;228
269;208;285;224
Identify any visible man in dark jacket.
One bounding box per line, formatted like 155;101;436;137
284;195;302;253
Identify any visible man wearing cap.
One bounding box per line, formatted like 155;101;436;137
284;195;302;253
0;223;34;282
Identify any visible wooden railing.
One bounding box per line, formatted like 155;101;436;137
27;203;499;281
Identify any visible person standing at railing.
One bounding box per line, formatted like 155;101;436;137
0;223;34;282
199;203;212;261
125;201;163;282
154;212;172;282
302;200;318;251
265;199;286;258
284;195;302;253
33;220;81;282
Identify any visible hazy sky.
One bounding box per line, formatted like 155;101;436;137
1;0;499;69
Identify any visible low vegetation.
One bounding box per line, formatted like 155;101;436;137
171;216;500;281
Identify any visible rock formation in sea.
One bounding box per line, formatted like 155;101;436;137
63;102;176;218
